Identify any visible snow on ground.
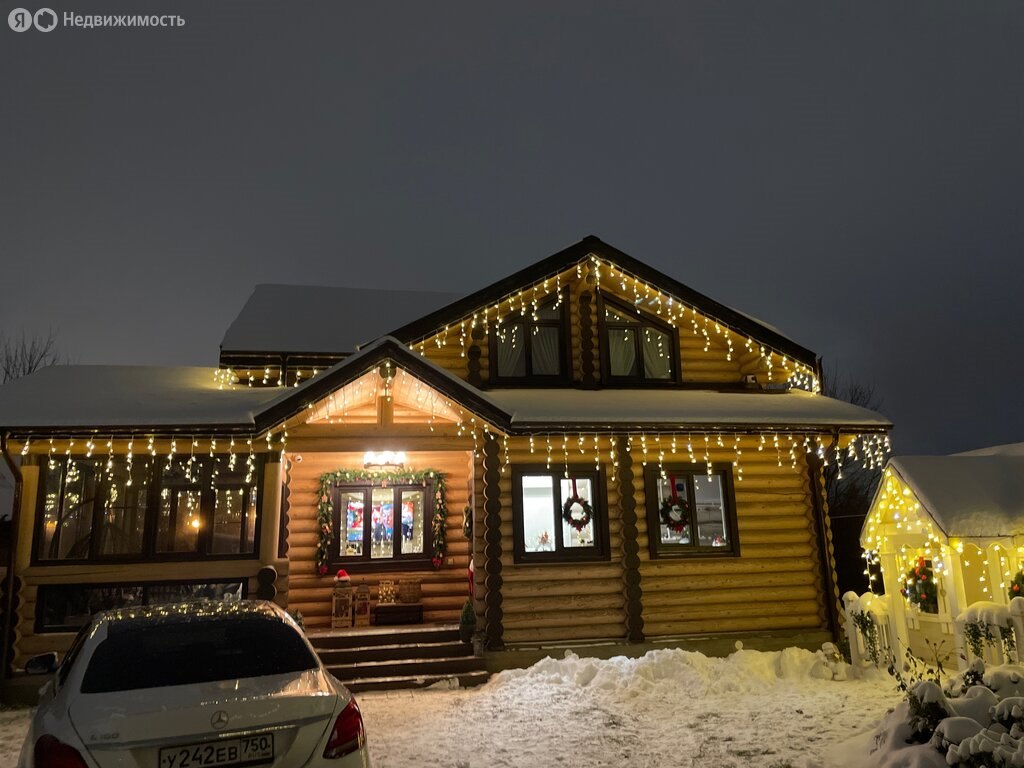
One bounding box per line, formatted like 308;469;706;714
359;646;898;768
0;647;901;768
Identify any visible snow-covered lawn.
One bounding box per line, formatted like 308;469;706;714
0;647;902;768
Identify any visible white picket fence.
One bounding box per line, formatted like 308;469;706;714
844;592;1024;671
842;591;901;670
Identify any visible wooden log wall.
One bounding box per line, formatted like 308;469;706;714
282;450;475;628
415;264;796;387
635;442;828;637
475;435;829;648
479;437;628;646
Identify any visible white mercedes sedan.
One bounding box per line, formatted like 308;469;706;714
18;600;369;768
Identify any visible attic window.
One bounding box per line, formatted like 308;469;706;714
490;296;567;382
599;297;677;383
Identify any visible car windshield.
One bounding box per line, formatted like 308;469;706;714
80;617;318;693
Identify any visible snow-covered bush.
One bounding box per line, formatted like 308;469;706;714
867;659;1024;767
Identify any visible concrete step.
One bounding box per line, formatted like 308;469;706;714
308;624;460;650
326;654;485;681
317;640;474;665
342;669;491;694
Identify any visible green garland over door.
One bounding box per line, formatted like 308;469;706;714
315;468;448;575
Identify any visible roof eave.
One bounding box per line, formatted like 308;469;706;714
385;236;819;370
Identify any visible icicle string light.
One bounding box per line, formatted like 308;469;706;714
403;257;819;391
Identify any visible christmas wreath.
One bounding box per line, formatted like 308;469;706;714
900;557;938;614
1009;571;1024;602
659;477;690;533
561;478;593;531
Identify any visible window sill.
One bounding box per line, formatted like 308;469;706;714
512;553;611;566
327;558;439;574
648;547;740;560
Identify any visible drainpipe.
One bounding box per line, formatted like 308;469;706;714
1;434;23;680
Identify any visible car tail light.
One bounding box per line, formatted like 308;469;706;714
323;697;365;759
34;735;89;768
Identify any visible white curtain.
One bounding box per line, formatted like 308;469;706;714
641;329;673;379
607;329;637;376
496;323;526;377
531;327;560;375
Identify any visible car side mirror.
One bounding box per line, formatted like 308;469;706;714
25;652;59;675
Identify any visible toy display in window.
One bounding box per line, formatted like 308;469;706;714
402;499;415;541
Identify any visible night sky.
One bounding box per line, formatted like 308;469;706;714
2;2;1022;456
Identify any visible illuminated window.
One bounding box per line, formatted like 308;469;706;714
512;467;609;563
331;482;431;565
36;456;260;563
644;466;739;557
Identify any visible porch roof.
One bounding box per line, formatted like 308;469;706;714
486;388;891;432
885;454;1024;539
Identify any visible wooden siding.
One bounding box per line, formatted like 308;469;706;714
478;436;828;647
283;450;475;628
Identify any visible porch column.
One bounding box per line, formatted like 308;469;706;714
482;434;504;650
879;551;910;663
945;548;970;670
260;459;282;565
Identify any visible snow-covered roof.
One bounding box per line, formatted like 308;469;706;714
0;341;889;436
0;365;280;429
956;442;1024;458
886;454;1024;538
221;284;463;354
486;388;891;430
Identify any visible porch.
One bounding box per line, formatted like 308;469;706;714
305;624;489;692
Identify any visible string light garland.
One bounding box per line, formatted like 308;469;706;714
403;256;820;392
315;468;448;575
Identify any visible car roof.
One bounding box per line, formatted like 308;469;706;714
93;599;285;632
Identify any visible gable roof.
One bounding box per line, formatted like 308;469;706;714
221;284;463;355
386;235;818;369
882;454;1024;539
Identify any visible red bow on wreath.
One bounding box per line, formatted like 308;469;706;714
659;475;690;534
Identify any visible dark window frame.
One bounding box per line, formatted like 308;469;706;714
643;464;740;558
597;294;681;385
32;455;263;567
488;293;572;385
511;464;611;564
330;480;434;572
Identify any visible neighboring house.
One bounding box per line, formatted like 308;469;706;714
855;443;1024;666
0;236;891;671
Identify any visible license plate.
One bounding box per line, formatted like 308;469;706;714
159;734;274;768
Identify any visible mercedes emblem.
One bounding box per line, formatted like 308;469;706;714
210;710;230;730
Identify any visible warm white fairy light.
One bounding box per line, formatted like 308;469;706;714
405;257;819;392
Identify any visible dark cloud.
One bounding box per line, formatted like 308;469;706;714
2;1;1021;454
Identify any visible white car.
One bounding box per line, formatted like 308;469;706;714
18;600;370;768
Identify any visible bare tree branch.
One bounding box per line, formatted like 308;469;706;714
0;330;63;384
